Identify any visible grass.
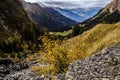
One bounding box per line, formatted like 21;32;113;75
62;22;120;61
49;30;72;37
35;22;120;75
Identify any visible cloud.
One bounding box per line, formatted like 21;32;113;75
25;0;112;9
25;0;38;3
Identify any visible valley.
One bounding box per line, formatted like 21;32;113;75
54;7;102;22
0;0;120;80
22;1;77;31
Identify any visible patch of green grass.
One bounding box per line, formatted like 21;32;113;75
49;30;72;37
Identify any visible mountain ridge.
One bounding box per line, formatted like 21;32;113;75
22;1;77;31
82;0;120;29
0;0;120;79
54;7;102;22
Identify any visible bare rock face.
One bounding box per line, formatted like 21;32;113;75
109;0;120;12
112;0;120;11
65;46;120;80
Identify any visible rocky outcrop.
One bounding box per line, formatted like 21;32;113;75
65;46;120;80
110;0;120;12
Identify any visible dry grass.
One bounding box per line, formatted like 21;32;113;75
62;22;120;62
37;22;120;75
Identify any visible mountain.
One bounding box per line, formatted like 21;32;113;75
0;0;36;40
82;0;120;29
41;0;120;74
0;0;120;79
54;7;84;22
61;0;120;60
22;2;77;31
71;0;120;36
54;7;102;22
0;0;36;53
28;0;120;76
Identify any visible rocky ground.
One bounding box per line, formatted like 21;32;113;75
65;46;120;80
0;46;120;80
0;57;51;80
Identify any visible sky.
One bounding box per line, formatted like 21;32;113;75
24;0;112;8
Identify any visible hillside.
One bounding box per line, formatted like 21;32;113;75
60;0;120;61
33;22;120;76
62;22;120;61
59;0;120;61
64;0;120;37
82;0;120;29
36;0;120;75
22;2;77;31
0;0;37;57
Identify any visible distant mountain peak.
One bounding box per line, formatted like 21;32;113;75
38;2;46;7
23;1;77;31
54;7;102;22
79;0;120;30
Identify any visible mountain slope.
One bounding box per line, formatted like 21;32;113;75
82;0;120;29
63;22;120;61
54;8;84;22
60;0;120;61
22;2;77;31
0;0;36;54
0;0;36;40
54;7;101;22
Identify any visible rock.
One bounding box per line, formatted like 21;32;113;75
0;59;12;66
9;62;29;71
0;59;12;77
0;60;29;79
57;74;65;80
1;46;120;80
65;46;120;80
102;78;110;80
0;58;52;80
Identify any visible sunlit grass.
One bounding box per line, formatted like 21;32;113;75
36;22;120;75
49;29;72;37
63;22;120;61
